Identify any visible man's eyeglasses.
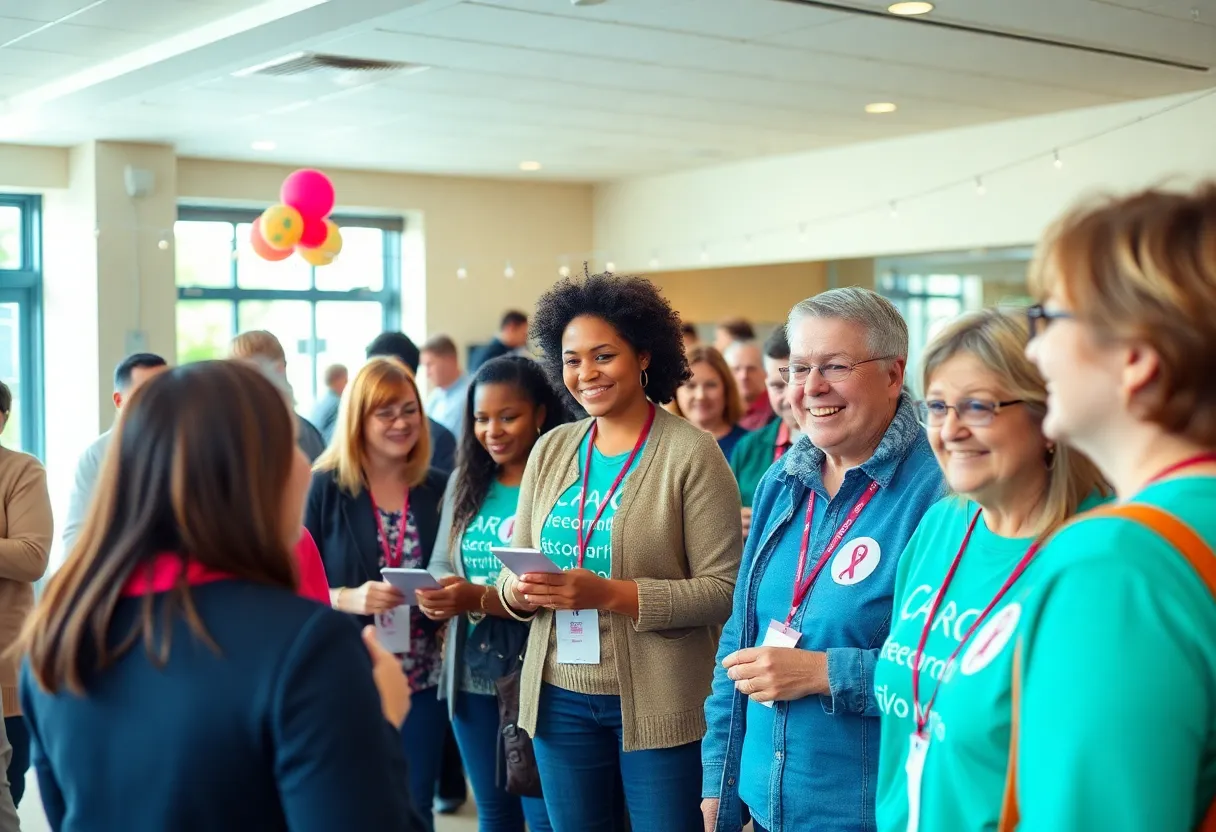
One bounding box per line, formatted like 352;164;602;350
778;357;892;385
1026;304;1074;337
916;398;1025;428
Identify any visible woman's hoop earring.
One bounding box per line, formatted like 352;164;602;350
640;369;650;389
1045;444;1057;471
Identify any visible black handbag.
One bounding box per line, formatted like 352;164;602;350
465;615;528;682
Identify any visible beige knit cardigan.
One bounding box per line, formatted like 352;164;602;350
501;406;743;751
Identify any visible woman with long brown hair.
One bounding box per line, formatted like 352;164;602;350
668;345;749;459
19;360;418;831
306;356;450;832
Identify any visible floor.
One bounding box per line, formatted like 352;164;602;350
17;770;480;831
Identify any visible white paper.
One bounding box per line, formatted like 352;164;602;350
493;546;563;576
375;605;412;654
555;609;601;664
753;619;801;709
905;732;930;832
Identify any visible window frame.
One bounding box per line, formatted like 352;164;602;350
175;206;403;405
0;194;45;457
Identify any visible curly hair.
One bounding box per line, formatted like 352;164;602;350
530;271;690;406
449;356;572;551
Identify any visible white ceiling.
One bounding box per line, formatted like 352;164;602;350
1;0;1214;182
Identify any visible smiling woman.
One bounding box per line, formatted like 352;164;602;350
498;271;743;832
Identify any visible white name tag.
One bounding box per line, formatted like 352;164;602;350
555;609;600;664
375;605;412;654
753;619;801;709
905;731;930;832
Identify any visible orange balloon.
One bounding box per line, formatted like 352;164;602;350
251;217;292;262
297;245;334;267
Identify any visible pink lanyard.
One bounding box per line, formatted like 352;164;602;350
784;480;880;626
370;490;410;568
910;509;1040;736
576;405;655;568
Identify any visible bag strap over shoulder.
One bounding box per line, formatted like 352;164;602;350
999;503;1216;832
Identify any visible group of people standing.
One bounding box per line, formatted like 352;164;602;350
3;181;1215;832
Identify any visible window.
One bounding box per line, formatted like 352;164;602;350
175;208;402;413
0;195;43;456
877;271;983;393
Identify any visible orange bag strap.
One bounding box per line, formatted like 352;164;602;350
998;504;1216;831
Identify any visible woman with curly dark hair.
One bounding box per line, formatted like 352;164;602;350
421;356;567;832
494;271;744;831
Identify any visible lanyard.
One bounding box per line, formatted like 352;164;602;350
370;489;411;568
576;404;656;568
785;479;880;626
910;508;1040;736
1146;452;1216;485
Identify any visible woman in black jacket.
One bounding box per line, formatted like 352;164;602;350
306;356;449;832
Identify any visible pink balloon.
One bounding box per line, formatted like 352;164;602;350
297;214;329;248
280;169;335;220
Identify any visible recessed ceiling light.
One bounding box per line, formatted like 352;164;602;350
251;140;277;151
865;102;898;114
519;161;542;171
888;2;934;15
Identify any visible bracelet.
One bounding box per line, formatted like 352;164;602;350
498;577;535;623
331;587;347;611
480;586;492;612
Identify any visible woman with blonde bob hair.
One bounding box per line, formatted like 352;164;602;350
306;355;450;832
874;309;1109;831
669;345;750;458
1005;183;1216;829
20;360;418;831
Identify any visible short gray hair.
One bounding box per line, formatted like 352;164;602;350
786;287;908;360
723;339;760;364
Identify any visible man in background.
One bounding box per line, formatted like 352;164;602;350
229;331;327;462
419;336;469;439
726;339;775;431
714;317;754;354
366;332;457;475
730;327;801;538
62;353;168;558
681;322;700;353
468;310;529;372
310;363;348;444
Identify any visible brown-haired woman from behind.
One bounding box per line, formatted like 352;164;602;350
19;360;421;832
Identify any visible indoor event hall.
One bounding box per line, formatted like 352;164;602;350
0;1;1214;831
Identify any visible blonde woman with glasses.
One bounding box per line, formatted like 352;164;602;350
873;309;1108;832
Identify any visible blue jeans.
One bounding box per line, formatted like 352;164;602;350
532;683;701;832
452;691;552;832
403;687;448;832
5;717;27;807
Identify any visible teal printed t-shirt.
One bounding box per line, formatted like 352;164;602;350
874;492;1107;832
460;480;521;590
458;480;521;694
540;430;645;577
1015;476;1216;831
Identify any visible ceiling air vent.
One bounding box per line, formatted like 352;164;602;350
232;52;428;81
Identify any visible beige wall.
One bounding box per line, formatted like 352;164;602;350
176;158;594;356
653;261;829;328
0;144;69;190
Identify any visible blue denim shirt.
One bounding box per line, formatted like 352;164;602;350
702;393;945;832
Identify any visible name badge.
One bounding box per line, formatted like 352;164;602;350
753;619;801;709
375;605;412;654
905;731;930;832
555;609;600;664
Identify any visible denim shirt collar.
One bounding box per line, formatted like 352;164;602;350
779;391;922;492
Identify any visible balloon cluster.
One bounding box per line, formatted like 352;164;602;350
250;169;343;267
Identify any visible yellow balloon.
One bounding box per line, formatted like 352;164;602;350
319;220;343;257
260;204;304;250
297;246;334;267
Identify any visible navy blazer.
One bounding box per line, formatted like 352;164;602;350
428;418;456;475
21;581;424;832
305;467;449;629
